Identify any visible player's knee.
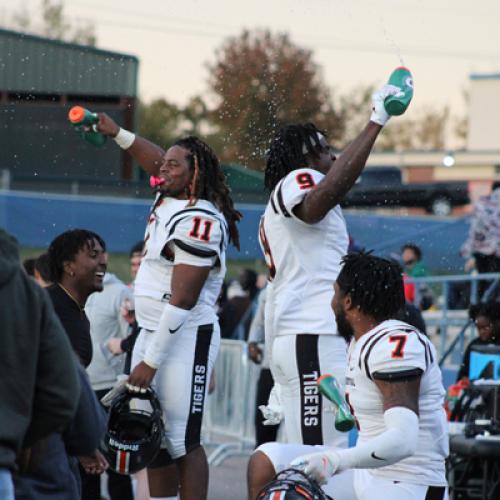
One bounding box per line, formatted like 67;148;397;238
248;449;276;498
166;438;189;460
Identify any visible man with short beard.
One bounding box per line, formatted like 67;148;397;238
248;253;448;500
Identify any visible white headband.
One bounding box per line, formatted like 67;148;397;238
302;132;325;155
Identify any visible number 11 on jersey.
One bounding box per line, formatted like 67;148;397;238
189;217;213;242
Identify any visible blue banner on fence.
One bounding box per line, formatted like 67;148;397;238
0;190;470;272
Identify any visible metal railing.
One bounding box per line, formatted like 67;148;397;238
408;272;500;364
203;339;261;465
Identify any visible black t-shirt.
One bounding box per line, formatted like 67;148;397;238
47;284;92;367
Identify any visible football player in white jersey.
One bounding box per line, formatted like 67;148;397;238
259;83;406;447
97;115;241;500
248;253;449;500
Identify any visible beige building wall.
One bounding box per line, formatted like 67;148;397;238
467;75;500;151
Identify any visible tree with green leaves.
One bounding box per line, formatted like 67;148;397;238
207;29;343;169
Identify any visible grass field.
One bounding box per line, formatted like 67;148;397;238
19;247;267;284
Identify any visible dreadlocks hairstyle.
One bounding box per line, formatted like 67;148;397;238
47;229;106;282
337;251;405;321
265;123;327;191
174;136;241;250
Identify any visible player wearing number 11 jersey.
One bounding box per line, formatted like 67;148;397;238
258;83;406;448
96;113;241;499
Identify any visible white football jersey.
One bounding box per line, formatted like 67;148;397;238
346;320;448;486
260;168;349;336
134;195;228;331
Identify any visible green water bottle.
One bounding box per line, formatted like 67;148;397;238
317;374;355;432
384;66;413;116
68;106;107;147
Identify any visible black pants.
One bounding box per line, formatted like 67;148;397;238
80;389;133;500
255;368;280;448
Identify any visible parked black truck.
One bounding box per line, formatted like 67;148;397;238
342;166;470;216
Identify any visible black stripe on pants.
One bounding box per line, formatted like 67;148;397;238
255;368;280;448
296;334;323;445
425;486;446;500
184;324;213;453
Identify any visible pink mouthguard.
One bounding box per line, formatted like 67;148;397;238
149;176;165;188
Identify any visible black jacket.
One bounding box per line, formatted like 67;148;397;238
0;230;80;471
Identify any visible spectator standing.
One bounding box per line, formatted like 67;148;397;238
402;243;428;279
456;301;500;382
107;241;145;374
220;269;259;340
46;229;108;368
23;229;110;497
401;243;434;310
0;230;79;500
461;181;500;298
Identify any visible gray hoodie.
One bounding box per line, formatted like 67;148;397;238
85;273;133;390
0;230;80;470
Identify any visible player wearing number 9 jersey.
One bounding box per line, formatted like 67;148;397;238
96;113;241;499
258;83;405;448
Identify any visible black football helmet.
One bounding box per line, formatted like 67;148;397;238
257;468;333;500
101;387;164;475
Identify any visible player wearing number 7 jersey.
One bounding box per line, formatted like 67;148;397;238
258;83;407;448
96;113;241;500
249;253;448;500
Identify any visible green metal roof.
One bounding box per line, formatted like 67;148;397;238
0;28;138;96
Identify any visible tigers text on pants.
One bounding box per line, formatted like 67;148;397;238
270;334;347;447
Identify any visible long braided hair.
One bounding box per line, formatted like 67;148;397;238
265;123;327;191
174;136;241;250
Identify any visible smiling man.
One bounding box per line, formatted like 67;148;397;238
47;229;108;368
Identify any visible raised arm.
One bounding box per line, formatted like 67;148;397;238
97;113;165;176
294;85;403;224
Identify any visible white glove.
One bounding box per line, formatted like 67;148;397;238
258;404;283;425
290;450;341;485
370;84;404;126
258;384;283;425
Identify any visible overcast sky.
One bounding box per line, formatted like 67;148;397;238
1;0;499;120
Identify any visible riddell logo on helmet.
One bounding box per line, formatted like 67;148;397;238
109;438;139;452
